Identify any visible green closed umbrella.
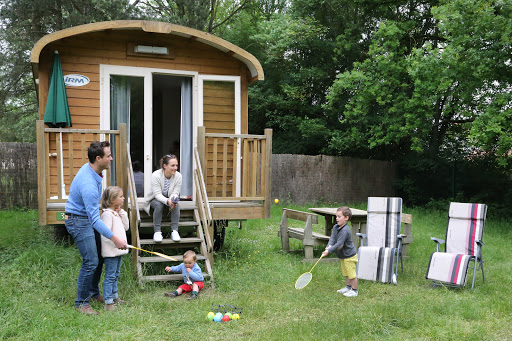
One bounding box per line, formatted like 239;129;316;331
43;51;72;127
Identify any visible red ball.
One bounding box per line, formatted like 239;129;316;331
222;315;231;322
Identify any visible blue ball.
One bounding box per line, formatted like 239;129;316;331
214;312;223;322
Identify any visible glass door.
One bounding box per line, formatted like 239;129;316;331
100;65;197;202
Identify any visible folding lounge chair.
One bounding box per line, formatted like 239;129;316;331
426;202;487;290
357;197;403;284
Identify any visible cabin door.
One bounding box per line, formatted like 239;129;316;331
101;65;196;202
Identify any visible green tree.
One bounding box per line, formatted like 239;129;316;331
326;0;512;165
0;0;140;142
139;0;252;33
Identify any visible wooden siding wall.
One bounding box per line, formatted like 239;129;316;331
37;30;251;198
204;81;235;197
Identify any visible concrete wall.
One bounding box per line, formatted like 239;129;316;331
271;154;397;204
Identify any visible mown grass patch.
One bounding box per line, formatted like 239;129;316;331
0;205;511;340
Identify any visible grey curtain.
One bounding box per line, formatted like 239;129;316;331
110;76;131;185
180;78;193;198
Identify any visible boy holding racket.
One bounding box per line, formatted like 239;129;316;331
322;206;359;297
164;250;204;300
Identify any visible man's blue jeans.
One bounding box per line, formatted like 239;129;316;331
65;215;104;307
103;256;122;304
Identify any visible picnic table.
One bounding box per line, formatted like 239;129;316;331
309;207;413;257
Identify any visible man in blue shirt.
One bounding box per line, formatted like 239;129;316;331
65;141;128;315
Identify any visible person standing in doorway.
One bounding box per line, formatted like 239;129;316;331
144;154;182;243
65;141;129;315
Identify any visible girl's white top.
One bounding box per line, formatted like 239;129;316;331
100;208;129;257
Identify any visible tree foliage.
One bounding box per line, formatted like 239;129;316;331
0;0;140;142
326;0;512;166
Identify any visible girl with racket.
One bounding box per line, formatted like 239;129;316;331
100;186;130;311
322;207;359;297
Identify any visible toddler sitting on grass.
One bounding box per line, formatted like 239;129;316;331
164;250;204;300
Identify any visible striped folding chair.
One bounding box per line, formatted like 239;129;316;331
426;202;487;290
356;197;403;284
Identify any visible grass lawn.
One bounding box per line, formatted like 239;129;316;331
1;204;511;340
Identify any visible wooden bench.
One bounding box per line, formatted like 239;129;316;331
278;208;330;260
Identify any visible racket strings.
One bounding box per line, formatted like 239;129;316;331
295;272;312;289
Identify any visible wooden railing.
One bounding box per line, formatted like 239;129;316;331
194;148;214;260
197;126;273;218
36;120;127;225
126;144;141;270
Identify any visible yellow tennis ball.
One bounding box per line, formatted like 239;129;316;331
274;198;279;204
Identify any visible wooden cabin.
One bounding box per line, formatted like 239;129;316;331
31;20;272;284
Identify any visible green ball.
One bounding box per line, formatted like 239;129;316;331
226;312;233;318
207;312;215;320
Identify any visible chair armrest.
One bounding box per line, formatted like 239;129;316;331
356;233;367;247
431;237;445;253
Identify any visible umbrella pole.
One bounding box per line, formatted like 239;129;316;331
60;132;66;198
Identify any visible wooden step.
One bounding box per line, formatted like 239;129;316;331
140;237;203;245
138;201;197;211
139;254;206;263
139;221;199;228
142;273;210;282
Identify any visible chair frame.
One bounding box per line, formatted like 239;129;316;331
429;238;485;291
427;203;487;291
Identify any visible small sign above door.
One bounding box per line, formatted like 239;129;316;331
64;74;90;87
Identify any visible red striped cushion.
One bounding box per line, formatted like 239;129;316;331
426;252;471;286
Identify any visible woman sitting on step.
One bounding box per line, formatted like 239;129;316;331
144;154;182;242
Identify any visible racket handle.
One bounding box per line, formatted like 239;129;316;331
310;254;324;272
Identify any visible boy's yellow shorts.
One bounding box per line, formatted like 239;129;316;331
341;254;358;279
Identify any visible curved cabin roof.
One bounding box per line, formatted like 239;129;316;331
31;20;264;81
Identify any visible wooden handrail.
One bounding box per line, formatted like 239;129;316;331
194;148;213;223
36;120;129;225
205;132;268;139
194;148;214;254
199;126;272;219
126;144;141;271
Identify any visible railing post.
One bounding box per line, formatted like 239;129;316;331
36;120;47;225
119;123;128;211
264;129;273;219
197;126;206;182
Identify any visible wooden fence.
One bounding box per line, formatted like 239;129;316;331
0;143;38;209
1;144;398;210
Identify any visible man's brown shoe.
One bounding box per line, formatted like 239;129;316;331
113;298;128;305
104;303;117;311
90;295;105;303
76;305;99;315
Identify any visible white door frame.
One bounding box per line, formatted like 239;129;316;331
100;65;198;202
197;75;241;197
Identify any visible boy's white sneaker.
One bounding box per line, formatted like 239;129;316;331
337;286;351;294
153;232;163;243
171;230;181;242
343;289;358;297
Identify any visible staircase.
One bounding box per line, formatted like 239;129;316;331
127;147;214;287
133;202;213;285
